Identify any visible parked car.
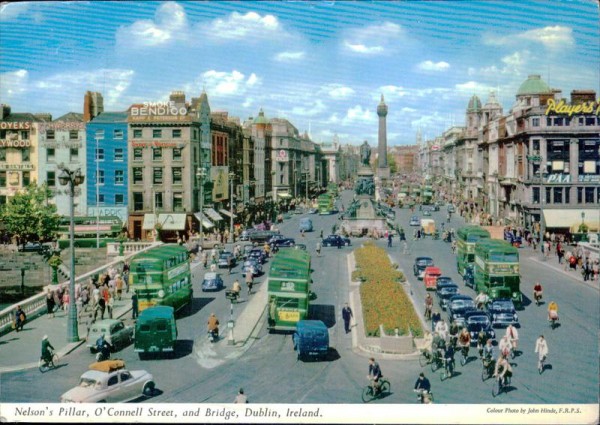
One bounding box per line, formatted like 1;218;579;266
86;319;134;353
201;272;224;292
299;218;313;232
248;249;267;264
423;209;432;217
464;310;496;344
267;234;287;244
448;294;477;327
435;276;456;291
217;252;236;268
241;259;262;277
413;257;434;279
249;230;280;243
409;216;420;226
423;266;442;290
486;298;519;327
322;234;351;247
447;204;456;213
271;238;296;248
239;229;257;241
60;361;155;403
18;241;44;252
437;283;459;311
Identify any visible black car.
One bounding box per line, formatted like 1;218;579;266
464;310;496;344
18;241;43;252
270;238;296;248
248;249;267;264
437;283;459;311
267;234;287;245
322;235;351;247
447;294;477;327
435;276;456;291
486;298;519;328
413;257;434;279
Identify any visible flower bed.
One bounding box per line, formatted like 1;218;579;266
357;242;422;337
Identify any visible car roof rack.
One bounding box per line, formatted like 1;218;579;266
88;359;126;372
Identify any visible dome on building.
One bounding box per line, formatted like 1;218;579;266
517;74;552;96
467;95;482;112
253;108;269;125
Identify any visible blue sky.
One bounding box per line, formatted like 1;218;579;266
1;1;598;145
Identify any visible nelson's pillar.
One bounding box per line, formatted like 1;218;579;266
377;94;390;180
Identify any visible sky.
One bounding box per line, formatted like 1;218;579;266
0;1;598;146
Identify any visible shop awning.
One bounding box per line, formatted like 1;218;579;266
543;209;600;231
219;209;237;219
194;212;214;229
157;214;187;231
142;214;156;230
204;208;223;221
278;192;292;199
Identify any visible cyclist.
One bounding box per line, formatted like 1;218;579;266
505;324;519;351
498;334;512;358
534;335;548;371
475;291;490;310
367;357;383;395
477;328;489;358
457;327;471;359
548;301;559;322
414;372;432;403
432;331;446;360
431;310;441;333
443;342;455;376
482;339;494;362
448;321;460;348
493;354;512;386
424;294;433;320
435;319;449;342
207;313;220;340
96;334;112;360
41;335;55;366
231;279;242;301
533;282;543;304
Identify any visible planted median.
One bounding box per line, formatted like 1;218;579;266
354;241;423;337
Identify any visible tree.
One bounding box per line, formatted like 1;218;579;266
2;183;60;247
387;153;398;174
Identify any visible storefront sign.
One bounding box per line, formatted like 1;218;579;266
131;141;185;148
545;98;600;116
578;174;600;183
0;164;34;171
275;149;287;162
0;140;31;148
130;101;188;117
41;141;82;149
546;174;571;184
211;166;229;202
87;207;128;223
38;122;85;131
0;122;31;130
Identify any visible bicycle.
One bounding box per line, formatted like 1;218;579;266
419;349;433;367
414;388;434;404
440;358;454;381
538;355;546;374
361;378;391;403
458;345;470;366
481;357;495;381
430;350;444;372
38;350;59;373
492;374;510;397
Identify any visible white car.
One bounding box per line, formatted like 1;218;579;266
60;362;155;403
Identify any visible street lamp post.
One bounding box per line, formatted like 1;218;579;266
58;165;85;343
528;154;545;261
94;136;102;249
229;172;235;244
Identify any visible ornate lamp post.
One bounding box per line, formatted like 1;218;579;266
58;165;85;343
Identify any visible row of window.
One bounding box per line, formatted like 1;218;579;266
132;192;183;211
0;171;31;187
132;147;182;161
94;193;125;206
0;148;30;162
0;130;29;140
531;116;598;127
95;129;184;139
132;167;183;185
46;130;81;140
93;129;124;139
532;186;600;204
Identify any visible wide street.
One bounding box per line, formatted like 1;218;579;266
1;191;598;404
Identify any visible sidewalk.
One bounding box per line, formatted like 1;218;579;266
524;249;600;291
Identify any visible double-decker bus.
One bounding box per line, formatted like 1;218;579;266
421;185;434;205
456;226;491;275
327;182;339;198
130;244;192;313
267;249;312;331
473;239;522;305
57;216;123;248
317;193;334;215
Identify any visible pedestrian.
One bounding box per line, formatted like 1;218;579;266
131;291;139;320
234;388;248;403
14;305;26;332
387;233;392;248
245;271;253;295
107;295;114;319
228;258;233;275
115;275;123;300
46;289;56;318
342;303;353;334
81;286;89;311
337;238;342;250
97;296;106;321
593;260;599;281
315;241;322;257
62;290;70;312
431;310;441;333
320;229;324;239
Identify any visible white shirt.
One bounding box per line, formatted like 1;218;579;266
535;338;548;358
505;326;519;341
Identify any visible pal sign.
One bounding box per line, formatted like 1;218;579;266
276;150;287;162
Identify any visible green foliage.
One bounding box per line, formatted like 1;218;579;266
3;183;60;244
578;223;589;233
48;254;63;268
387;153;398;174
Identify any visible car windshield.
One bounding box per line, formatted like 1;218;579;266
417;259;433;266
494;301;514;311
79;378;99;388
468;316;490;326
452;300;475;310
443;287;458;295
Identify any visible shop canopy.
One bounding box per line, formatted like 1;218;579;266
219;209;237;219
278;192;292;199
157;214;186;231
194;212;214;229
204;208;223;221
543;209;600;232
142;214;156;230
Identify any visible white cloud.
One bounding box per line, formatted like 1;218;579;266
274;51;305;62
471;50;529;77
343;22;405;55
291;99;326;117
343;105;376;124
484;25;574;50
320;84;355;99
411;112;446;130
116;2;187;48
377;85;409;101
201;70;261;97
207;11;287;41
417;60;450;72
0;69;29;100
454;81;495;94
0;2;30;21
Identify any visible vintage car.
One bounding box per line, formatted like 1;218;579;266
435;276;456;291
18;241;44;252
464;310;496;344
241;259;263;277
201;272;224;292
60;361;155;403
413;257;434;279
423;266;442;290
447;294;477;327
409;216;420;226
270;238;296;248
248;248;267;264
423;209;432;217
86;319;134;353
322;234;351;247
217;252;236;268
437;283;459;311
486;298;519;327
293;320;329;361
239;229;257;241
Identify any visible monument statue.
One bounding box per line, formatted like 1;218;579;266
360;140;371;166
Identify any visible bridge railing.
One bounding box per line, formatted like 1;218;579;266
0;242;162;336
106;241;157;257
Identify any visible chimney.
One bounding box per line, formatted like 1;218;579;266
570;90;596;105
0;104;11;120
34;113;53;122
169;91;186;106
83;91;104;122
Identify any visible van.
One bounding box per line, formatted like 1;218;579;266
299;218;313;232
134;306;177;359
292;320;329;361
420;218;436;235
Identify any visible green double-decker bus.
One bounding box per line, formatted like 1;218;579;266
130;244;192;313
327;182;339;198
317;193;334;215
456;226;491;275
422;185;434;205
473;239;522;305
267;249;312;331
